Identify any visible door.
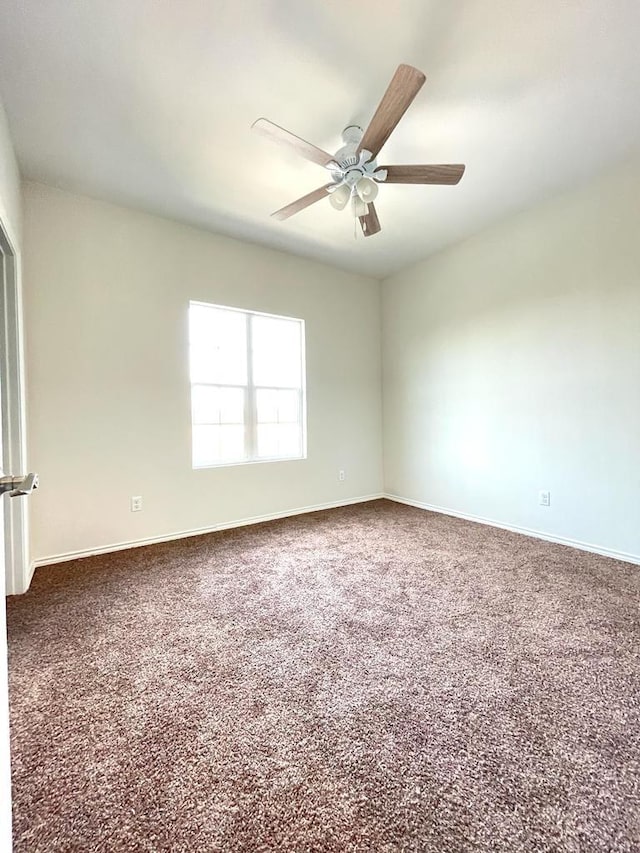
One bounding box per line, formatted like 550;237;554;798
1;353;11;851
1;239;12;850
0;222;36;851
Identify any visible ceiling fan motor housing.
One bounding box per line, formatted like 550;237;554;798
327;126;387;191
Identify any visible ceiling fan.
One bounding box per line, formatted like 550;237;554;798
253;64;465;237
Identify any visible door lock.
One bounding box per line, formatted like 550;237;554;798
0;473;39;497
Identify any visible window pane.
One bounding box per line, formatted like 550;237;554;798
192;386;244;425
192;425;219;466
251;316;302;387
256;423;302;459
192;424;246;466
256;389;278;423
218;387;245;424
219;425;245;459
192;385;220;425
256;424;279;458
189;304;247;385
256;389;299;424
278;424;302;457
277;390;299;423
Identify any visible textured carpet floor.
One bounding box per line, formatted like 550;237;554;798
7;500;640;852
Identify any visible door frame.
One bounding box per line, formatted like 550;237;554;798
0;214;29;595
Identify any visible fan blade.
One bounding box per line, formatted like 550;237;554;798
357;65;426;159
382;164;466;185
253;118;334;167
271;184;333;221
359;204;381;237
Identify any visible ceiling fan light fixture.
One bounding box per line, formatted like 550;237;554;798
356;176;378;203
329;184;351;211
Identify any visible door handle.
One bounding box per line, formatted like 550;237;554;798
0;473;39;497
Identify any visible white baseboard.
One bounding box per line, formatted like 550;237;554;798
384;493;640;566
23;559;36;594
29;491;639;582
31;493;385;571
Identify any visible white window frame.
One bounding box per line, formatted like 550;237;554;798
189;301;307;468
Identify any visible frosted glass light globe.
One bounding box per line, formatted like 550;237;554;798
356;177;378;203
329;184;351;211
352;195;368;218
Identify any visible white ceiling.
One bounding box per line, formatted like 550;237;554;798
1;0;640;278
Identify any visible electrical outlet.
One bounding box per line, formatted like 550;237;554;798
539;490;550;507
130;496;143;512
338;470;346;482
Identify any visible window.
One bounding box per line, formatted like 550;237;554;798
189;302;306;467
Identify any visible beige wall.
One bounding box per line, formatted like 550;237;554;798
382;154;640;561
23;183;383;563
22;154;640;566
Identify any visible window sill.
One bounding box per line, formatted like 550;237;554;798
193;454;307;470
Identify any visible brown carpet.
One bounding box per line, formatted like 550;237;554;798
7;499;640;852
